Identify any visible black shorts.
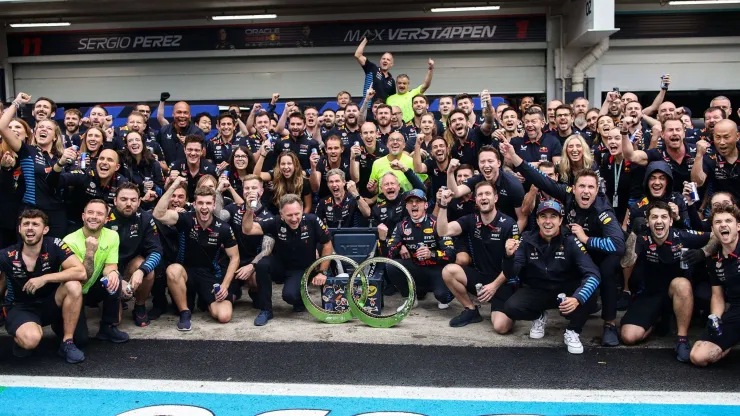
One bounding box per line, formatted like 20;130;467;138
4;295;61;336
620;292;672;330
460;266;515;312
185;267;235;305
699;307;740;351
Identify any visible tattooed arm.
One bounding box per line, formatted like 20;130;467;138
251;236;275;265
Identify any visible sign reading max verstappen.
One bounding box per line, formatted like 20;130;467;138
7;15;545;57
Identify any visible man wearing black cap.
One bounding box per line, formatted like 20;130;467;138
437;181;520;329
501;199;601;354
379;189;456;311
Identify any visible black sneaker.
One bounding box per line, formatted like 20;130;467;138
177;310;192;332
617;291;632;311
132;305;150;327
147;306;166;320
12;342;32;358
293;302;306;313
58;339;85;364
449;307;483;328
254;310;273;326
97;324;130;343
675;340;691;363
602;323;620;347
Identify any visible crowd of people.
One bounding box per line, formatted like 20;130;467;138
1;40;739;370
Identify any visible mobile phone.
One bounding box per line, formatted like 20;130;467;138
612;87;620;95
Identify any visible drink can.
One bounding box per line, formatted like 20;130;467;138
689;182;699;203
80;152;88;169
71;145;79;151
475;283;483;294
122;281;134;300
354;141;360;147
100;276;116;295
250;199;258;209
222;170;229;178
557;293;567;304
440;186;447;191
708;314;723;337
680;248;689;269
660;74;668;89
311;148;318;154
417;243;425;261
212;283;221;299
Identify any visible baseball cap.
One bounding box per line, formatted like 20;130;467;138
536;200;562;216
404;189;427;202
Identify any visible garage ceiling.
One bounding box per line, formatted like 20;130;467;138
0;0;568;23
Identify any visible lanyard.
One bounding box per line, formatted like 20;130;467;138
613;160;623;208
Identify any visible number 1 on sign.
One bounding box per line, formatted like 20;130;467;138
21;38;41;56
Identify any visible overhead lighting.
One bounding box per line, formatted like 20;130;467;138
9;22;70;28
431;5;500;12
668;0;740;4
211;14;277;20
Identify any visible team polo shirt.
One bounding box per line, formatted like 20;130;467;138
260;214;331;270
423;159;449;197
315;156;351;198
645;141;697;193
355;142;389;198
325;125;361;158
174;212;237;277
369;154;427;193
709;243;740;307
701;152;740;203
156;123;205;165
362;60;395;100
272;134;321;172
635;229;710;294
509;135;563;163
169;159;218;201
206;135;251;166
456;212;519;277
64;228;119;294
316;193;358;228
224;203;273;265
386;86;423;123
0;238;74;303
462;170;525;220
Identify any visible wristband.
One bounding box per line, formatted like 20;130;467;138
12;101;21;109
437;204;448;209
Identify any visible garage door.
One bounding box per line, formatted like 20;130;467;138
598;45;740;92
13;50;546;103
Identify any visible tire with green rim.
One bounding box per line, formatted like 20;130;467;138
301;254;367;324
348;257;415;328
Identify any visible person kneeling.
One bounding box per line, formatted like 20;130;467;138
1;210;87;363
500;201;601;354
691;206;740;367
378;189;456;311
620;201;709;362
153;177;240;331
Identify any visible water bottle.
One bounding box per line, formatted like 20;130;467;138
100;276;117;295
708;314;723;337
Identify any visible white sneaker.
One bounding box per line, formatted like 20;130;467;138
437;302;450;310
564;329;584;354
396;299;418;313
529;311;548;339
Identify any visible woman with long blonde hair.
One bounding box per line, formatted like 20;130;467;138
253;151;311;213
75;126;105;170
0;93;67;237
558;134;598;186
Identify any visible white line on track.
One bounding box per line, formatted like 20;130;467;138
2;376;740;406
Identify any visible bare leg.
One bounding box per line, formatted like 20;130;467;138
492;311;513;334
166;264;189;312
669;277;693;337
442;264;472;309
55;281;83;341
